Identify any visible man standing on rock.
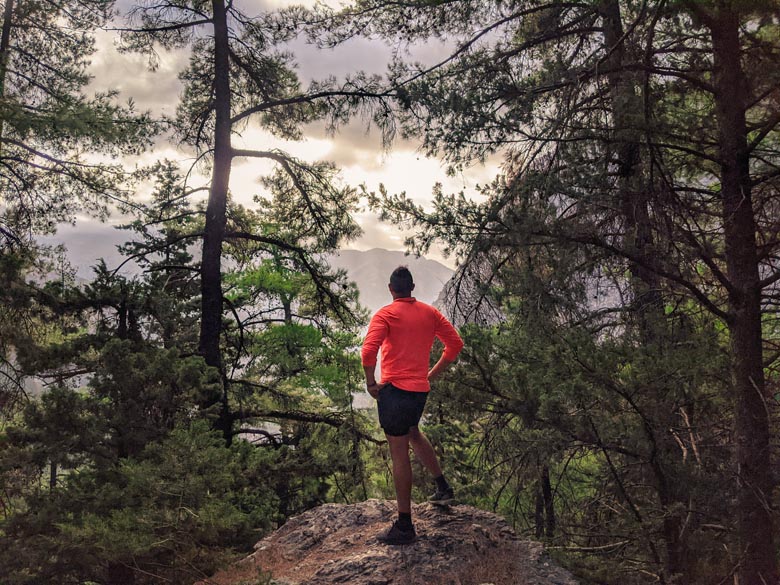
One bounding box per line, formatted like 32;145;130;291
361;266;464;545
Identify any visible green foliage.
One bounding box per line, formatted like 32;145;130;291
0;125;374;583
0;0;158;241
8;0;779;584
0;176;373;582
338;0;780;581
1;420;279;584
423;296;734;581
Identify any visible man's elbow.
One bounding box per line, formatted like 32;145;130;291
361;346;378;367
442;344;464;363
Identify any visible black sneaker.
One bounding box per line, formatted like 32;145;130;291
429;486;455;505
377;520;417;545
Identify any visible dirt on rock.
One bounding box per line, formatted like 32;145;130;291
198;499;578;585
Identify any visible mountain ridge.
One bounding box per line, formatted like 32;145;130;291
326;248;454;314
37;231;454;316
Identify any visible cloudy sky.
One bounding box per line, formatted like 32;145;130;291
43;0;501;275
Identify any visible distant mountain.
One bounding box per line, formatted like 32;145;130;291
326;249;454;314
37;224;454;316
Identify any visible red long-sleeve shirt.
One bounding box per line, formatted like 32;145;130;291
361;297;464;392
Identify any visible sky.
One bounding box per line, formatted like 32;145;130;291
42;0;502;275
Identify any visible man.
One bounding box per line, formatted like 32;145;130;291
361;266;464;545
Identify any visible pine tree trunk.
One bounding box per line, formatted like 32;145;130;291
0;0;14;152
541;465;555;538
600;2;685;580
0;0;13;96
199;0;233;444
534;485;544;538
600;0;662;325
710;8;776;584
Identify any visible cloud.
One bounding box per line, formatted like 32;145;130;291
38;220;137;279
292;36;391;80
63;0;503;278
342;149;499;208
89;30;188;117
346;213;457;269
349;213;406;250
225;119;500;214
304;118;421;170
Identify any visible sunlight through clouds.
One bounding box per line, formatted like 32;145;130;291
51;0;503;273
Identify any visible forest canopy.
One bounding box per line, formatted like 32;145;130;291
1;1;779;584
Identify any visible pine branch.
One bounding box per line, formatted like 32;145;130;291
107;18;212;34
230;88;395;126
232;408;383;444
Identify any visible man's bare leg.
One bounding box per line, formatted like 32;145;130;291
408;426;442;477
386;433;412;514
377;433;417;544
409;426;453;503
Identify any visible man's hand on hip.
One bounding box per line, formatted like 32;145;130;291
367;382;389;400
367;382;379;399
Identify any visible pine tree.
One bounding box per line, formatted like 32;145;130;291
0;156;377;585
0;0;156;242
117;0;394;442
324;0;780;581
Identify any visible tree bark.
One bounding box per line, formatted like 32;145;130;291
0;0;13;90
710;7;776;584
0;0;14;152
0;0;13;92
600;2;685;580
600;0;662;327
199;0;233;443
541;464;555;538
534;484;544;539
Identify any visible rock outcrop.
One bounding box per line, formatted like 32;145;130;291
200;499;577;585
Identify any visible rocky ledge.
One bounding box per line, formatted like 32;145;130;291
200;499;577;585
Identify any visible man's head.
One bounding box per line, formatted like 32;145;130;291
389;266;415;298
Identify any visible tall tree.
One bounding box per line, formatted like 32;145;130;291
119;0;394;441
0;173;373;583
323;0;780;582
0;0;155;241
690;3;778;580
0;0;157;422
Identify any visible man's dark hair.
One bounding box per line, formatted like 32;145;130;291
390;266;414;296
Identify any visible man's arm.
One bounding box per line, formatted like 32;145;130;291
429;311;464;383
361;312;388;399
427;355;456;383
364;365;381;399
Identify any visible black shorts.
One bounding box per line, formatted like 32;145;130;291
377;383;429;437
